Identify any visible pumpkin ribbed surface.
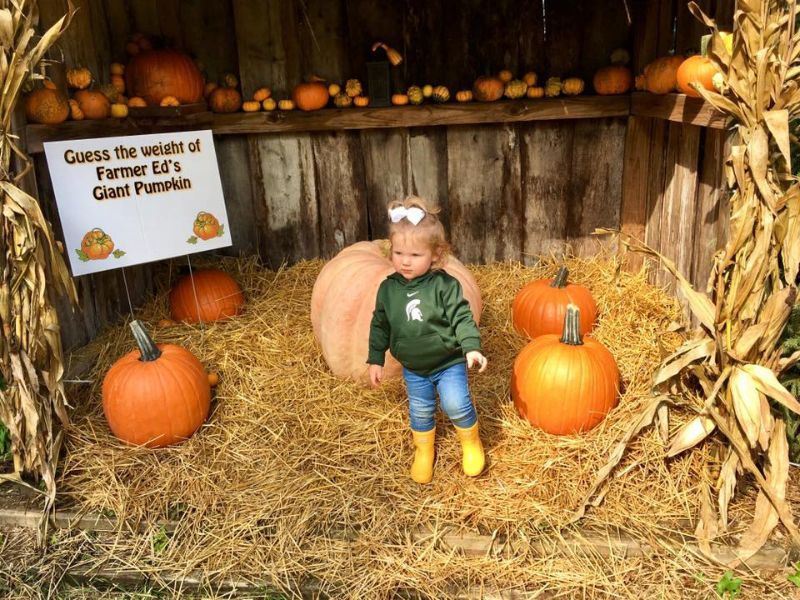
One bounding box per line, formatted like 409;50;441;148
512;268;597;338
676;55;718;97
24;87;69;124
310;240;482;383
125;49;204;106
103;342;210;447
511;307;619;435
169;269;244;323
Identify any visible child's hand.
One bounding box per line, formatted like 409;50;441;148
466;351;488;373
369;364;384;387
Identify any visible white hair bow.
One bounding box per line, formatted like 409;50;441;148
389;206;426;225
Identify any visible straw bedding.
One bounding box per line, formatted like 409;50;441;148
52;254;797;598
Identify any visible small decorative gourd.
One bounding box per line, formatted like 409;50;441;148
66;67;92;90
24;81;69;125
635;55;685;94
160;95;180;107
110;62;125;76
278;99;295;110
407;86;424;105
334;93;353;108
242;100;261;112
253;87;271;102
431;85;450;103
68;98;84;121
391;93;409;106
497;69;513;83
262;98;277;111
676;55;718;97
204;82;218;99
511;304;620;435
128;96;147;108
526;86;545;99
328;83;341;96
110;103;129;118
593;65;633;95
110;75;125;94
522;72;538;87
222;73;239;89
73;89;111;119
455;90;473;102
472;76;504;102
504;79;528;99
292;81;330;111
345;79;363;97
353;96;369;107
208;87;242;113
169;269;244;323
545;77;562;97
102;320;211;448
562;77;585;96
512;266;597;338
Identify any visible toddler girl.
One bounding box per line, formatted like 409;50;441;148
367;197;487;484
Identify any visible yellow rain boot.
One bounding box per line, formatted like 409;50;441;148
454;422;485;477
410;428;436;484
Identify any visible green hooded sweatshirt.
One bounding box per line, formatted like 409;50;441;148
367;270;481;376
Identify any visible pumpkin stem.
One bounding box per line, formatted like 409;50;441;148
551;266;569;288
130;319;162;361
560;304;584;346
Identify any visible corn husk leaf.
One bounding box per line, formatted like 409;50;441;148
742;363;800;414
729;367;762;448
666;415;716;457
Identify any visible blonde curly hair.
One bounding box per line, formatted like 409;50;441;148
387;196;450;268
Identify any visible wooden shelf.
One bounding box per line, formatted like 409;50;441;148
630;92;729;130
25;96;629;153
25;94;730;154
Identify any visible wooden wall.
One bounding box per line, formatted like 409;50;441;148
622;0;734;296
30;0;734;350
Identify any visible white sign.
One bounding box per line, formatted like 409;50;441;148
44;130;232;276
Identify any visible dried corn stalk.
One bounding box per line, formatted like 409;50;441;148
578;0;800;563
0;0;76;527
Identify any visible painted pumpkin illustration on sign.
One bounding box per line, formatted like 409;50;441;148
193;211;220;240
80;228;115;260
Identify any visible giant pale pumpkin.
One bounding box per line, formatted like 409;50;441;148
512;305;620;435
125;49;204;106
512;267;597;338
169;269;244;323
310;240;482;382
102;320;210;447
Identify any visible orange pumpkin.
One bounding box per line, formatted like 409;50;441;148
635;55;685;94
208;87;242;113
102;320;211;448
125;49;205;106
66;67;92;90
512;267;597;338
512;305;620;435
472;76;504;102
24;83;69;124
391;93;409;106
192;211;220;240
676;55;718;97
128;96;147;108
159;95;180;107
593;65;633;95
81;228;115;260
353;96;370;107
73;89;111;120
291;81;330;111
310;240;482;383
169;269;244;323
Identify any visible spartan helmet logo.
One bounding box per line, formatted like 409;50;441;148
405;299;423;322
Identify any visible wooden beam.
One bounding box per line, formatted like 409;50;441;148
630;92;729;129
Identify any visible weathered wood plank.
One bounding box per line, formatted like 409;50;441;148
294;0;349;84
657;122;702;292
568;119;626;257
631;0;660;74
215;136;258;258
127;0;160;40
691;128;730;294
714;0;736;31
360;129;409;240
519;121;574;263
212;97;631;135
344;0;403;88
656;0;677;56
447;124;523;264
103;0;131;64
643;118;669;273
676;0;712;56
249;134;320;267
545;0;583;77
630;92;728;129
578;0;632;81
312;132;368;258
517;0;546;78
180;0;238;85
406;128;449;232
619;116;654;271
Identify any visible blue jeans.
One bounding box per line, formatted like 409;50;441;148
404;362;478;432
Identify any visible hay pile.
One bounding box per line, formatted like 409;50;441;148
54;255;790;598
